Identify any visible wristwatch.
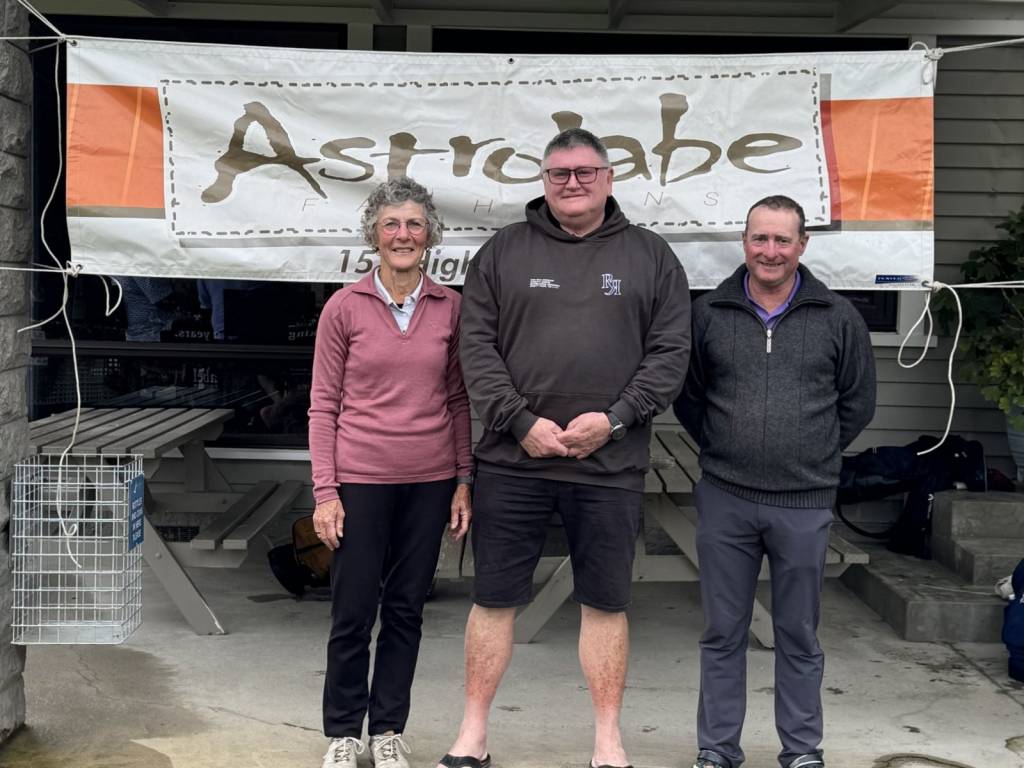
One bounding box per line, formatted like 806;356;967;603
606;411;627;441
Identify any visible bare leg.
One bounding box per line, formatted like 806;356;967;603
439;605;516;766
580;605;630;767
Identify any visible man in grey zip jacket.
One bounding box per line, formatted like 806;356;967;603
438;128;690;768
674;195;875;768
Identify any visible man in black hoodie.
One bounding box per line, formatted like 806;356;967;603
674;196;876;768
437;129;690;768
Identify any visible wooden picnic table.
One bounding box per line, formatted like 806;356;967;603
29;407;299;635
450;427;868;646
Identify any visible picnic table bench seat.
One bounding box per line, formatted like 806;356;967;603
151;479;303;568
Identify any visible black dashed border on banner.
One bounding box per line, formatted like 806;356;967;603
161;69;826;238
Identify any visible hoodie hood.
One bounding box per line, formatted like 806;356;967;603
524;195;631;243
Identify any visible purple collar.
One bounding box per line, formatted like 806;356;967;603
743;270;802;328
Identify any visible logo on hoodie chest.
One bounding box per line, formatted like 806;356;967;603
601;273;622;296
529;278;561;289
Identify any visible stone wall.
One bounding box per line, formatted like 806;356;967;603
0;0;31;743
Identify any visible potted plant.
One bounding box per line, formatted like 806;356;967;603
938;204;1024;481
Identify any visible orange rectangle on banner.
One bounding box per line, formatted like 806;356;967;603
66;84;164;210
827;96;933;222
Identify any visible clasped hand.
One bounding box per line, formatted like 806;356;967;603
520;412;612;460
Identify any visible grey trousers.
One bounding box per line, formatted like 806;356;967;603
694;479;833;768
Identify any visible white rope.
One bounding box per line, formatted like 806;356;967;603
97;275;124;317
13;0;63;38
898;279;1024;456
44;41;81;566
939;36;1024;56
0;263;78;274
909;40;939;85
0;280;122;571
1;264;122;323
898;282;961;454
28;40;62;55
911;35;1024;61
910;36;1024;86
0;28;122;568
14;36;83;566
2;268;122;333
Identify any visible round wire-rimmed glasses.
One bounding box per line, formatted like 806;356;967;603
380;219;427;235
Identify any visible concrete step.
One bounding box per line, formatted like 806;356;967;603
932;490;1024;540
933;535;1024;585
841;542;1005;642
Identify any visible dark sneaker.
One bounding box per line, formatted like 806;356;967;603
788;754;824;768
693;749;731;768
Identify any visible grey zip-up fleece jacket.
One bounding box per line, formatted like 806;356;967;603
460;196;691;492
674;264;876;508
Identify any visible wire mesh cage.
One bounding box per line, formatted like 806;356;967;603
11;454;145;645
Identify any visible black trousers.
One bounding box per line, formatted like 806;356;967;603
322;479;453;738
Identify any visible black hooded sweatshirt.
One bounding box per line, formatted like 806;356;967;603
459;195;691;492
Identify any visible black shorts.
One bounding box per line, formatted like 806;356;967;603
471;471;643;612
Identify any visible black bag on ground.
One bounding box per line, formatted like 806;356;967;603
837;445;927;507
268;516;331;596
836;435;987;559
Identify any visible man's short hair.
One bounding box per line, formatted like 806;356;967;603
745;195;806;237
543;128;609;165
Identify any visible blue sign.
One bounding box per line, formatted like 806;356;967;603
128;475;145;551
874;274;919;285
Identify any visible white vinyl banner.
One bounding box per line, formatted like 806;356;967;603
66;38;935;289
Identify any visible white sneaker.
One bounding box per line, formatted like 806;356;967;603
997;574;1015;601
322;737;365;768
369;732;411;768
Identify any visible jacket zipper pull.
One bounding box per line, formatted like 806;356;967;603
766;327;773;354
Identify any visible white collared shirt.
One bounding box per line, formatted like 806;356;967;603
374;268;423;334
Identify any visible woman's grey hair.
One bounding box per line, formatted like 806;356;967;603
360;177;443;250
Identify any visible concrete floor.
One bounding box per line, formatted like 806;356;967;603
2;560;1023;768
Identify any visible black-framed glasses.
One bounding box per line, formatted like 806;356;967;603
543;166;609;185
380;218;427;235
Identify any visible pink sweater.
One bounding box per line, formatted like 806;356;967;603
308;272;473;505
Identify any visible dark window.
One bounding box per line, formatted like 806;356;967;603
841;291;898;332
434;29;904;55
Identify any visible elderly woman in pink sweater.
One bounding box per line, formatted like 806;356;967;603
308;177;473;768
